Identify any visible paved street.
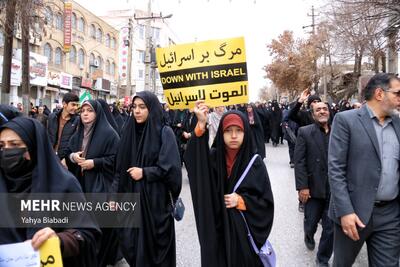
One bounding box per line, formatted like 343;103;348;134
175;142;368;267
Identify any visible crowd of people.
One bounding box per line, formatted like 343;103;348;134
0;72;398;267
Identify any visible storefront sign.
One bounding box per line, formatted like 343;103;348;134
64;2;72;52
60;72;73;89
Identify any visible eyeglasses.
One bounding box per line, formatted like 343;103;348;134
385;89;400;97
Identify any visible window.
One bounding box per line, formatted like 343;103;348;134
90;24;96;38
45;7;53;26
106;60;110;74
137;50;145;63
55;47;63;66
96;56;103;69
72;13;77;29
111;62;115;75
96;28;103;43
105;34;110;47
55;13;63;30
152;27;160;40
138;25;144;39
111;37;116;49
138;69;144;79
78;17;85;32
69;46;76;63
78;49;85;66
44;43;52;63
89;53;95;65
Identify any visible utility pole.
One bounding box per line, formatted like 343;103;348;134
134;4;172;95
144;0;152;93
126;18;133;97
303;6;319;93
1;0;17;101
323;50;328;102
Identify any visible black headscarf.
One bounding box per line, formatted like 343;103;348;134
0;117;100;267
245;104;266;159
115;91;182;266
0;104;23;126
97;99;121;136
111;104;125;132
69;100;120;193
185;110;274;267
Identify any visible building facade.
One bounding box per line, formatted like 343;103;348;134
0;0;119;109
99;0;177;102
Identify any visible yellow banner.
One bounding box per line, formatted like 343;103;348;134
40;236;63;267
156;37;249;109
164;81;248;110
156;37;246;72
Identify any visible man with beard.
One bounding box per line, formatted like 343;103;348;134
329;73;400;266
294;102;332;267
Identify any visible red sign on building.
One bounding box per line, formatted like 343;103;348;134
81;78;93;88
64;2;72;52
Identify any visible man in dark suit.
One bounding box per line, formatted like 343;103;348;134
294;102;333;267
329;73;400;267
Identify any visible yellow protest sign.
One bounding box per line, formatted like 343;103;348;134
39;237;63;267
156;37;249;109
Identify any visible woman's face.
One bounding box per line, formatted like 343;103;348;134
0;129;30;160
133;97;149;123
246;105;253;112
223;125;244;150
80;104;96;124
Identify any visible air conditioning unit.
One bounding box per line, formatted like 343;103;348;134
93;60;99;67
79;64;85;70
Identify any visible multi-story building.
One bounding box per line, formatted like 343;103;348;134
99;0;177;101
0;0;119;109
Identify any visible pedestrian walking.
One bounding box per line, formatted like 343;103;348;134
47;93;79;168
329;73;400;266
0;117;100;267
67;100;121;267
184;101;274;267
114;91;182;266
246;103;266;158
270;101;282;147
294;102;333;267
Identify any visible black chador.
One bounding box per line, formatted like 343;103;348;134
184;111;274;267
270;101;283;146
68;100;121;267
115;91;182;267
98;99;122;136
246;104;266;159
0;117;100;267
68;100;120;194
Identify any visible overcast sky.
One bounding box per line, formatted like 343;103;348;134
76;0;322;100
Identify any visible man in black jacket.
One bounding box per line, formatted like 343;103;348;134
294;102;333;267
288;88;322;127
47;93;79;167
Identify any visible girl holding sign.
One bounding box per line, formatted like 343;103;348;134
184;101;274;267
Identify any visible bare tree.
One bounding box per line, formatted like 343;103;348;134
321;0;388;99
1;0;17;96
